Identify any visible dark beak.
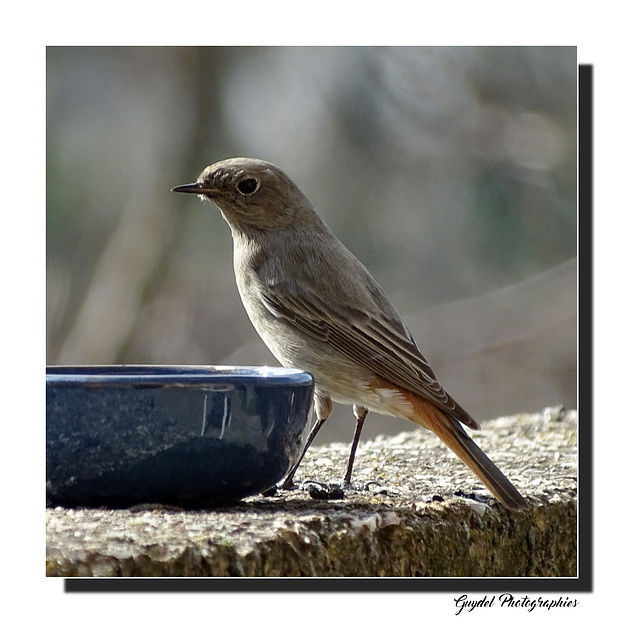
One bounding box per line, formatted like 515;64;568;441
171;182;206;194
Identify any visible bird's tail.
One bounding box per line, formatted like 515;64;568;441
411;398;528;510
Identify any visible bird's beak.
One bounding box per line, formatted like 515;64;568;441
171;182;208;194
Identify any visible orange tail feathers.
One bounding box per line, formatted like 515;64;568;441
409;397;528;511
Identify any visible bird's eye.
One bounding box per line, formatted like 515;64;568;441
237;178;259;195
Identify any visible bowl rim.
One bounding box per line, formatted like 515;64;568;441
46;364;314;388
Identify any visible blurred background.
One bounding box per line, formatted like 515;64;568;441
46;46;577;444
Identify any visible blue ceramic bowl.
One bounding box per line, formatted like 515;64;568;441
46;365;314;507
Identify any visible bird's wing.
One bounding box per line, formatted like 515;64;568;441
261;283;480;430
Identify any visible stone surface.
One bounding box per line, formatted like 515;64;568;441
46;407;577;577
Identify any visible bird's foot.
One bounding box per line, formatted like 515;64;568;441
278;477;297;490
301;480;345;500
340;480;391;496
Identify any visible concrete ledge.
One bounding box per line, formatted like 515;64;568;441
46;407;577;577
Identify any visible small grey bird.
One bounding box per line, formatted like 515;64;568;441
173;157;527;510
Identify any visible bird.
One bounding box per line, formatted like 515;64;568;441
172;157;528;510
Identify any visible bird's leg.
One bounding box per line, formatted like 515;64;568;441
280;394;332;489
280;417;327;489
343;406;369;487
